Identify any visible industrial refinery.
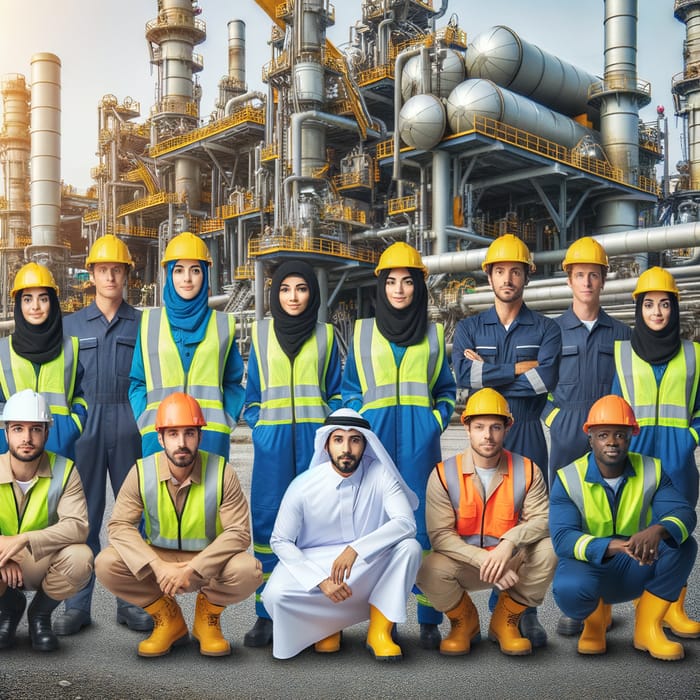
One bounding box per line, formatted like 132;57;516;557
1;0;700;352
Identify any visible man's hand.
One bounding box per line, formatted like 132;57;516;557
319;578;352;603
480;540;516;584
494;568;519;591
150;559;194;597
330;546;358;584
515;360;539;375
464;349;484;362
0;534;29;567
0;560;23;588
623;525;666;566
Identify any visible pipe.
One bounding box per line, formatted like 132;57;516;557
393;48;423;184
224;90;265;116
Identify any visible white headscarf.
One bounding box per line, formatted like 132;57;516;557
309;408;419;510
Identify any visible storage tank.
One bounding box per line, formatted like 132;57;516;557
399;93;446;150
401;50;466;100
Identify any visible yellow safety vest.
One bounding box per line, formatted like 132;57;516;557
250;319;334;426
353;318;443;411
0;453;73;534
137;309;235;440
137;450;224;551
614;339;700;428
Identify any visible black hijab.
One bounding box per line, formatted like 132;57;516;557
631;292;681;365
270;260;320;359
12;288;64;364
375;267;428;346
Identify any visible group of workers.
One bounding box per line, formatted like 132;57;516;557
0;229;697;664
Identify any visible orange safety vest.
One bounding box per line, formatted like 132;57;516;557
436;451;533;549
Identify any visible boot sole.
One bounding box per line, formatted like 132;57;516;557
662;622;700;639
116;612;153;632
365;643;402;661
577;646;606;655
439;632;481;656
138;633;190;658
192;634;231;657
488;633;531;656
633;641;684;661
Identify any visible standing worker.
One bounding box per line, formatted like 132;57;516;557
0;390;93;652
129;231;245;460
0;262;87;460
243;260;342;647
611;266;700;637
342;242;456;649
452;233;561;646
53;235;151;636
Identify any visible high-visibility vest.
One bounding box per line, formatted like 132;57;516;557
0;453;73;534
137;309;235;440
250;319;334;426
352;319;443;411
614;339;700;429
0;336;82;421
436;451;533;549
137;450;224;551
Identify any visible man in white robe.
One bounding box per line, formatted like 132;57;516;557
262;409;422;661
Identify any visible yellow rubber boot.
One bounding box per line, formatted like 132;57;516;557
488;592;532;656
603;603;613;631
440;593;481;656
366;605;402;661
662;587;700;639
192;593;231;657
314;631;342;653
577;599;607;655
138;596;189;658
633;590;685;661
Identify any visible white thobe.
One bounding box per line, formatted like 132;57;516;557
262;458;422;659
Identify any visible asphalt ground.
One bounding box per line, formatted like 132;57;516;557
1;423;699;700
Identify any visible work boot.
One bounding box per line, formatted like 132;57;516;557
488;592;532;656
27;589;61;652
53;608;91;636
633;590;684;661
519;607;547;648
314;631;342;653
418;623;441;650
440;593;481;656
556;614;583;636
662;586;700;638
192;593;230;657
243;616;273;647
0;587;26;650
138;596;189;658
577;599;607;655
116;598;154;632
366;605;402;661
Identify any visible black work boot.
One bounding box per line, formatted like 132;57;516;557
419;623;442;650
243;616;273;647
0;587;27;649
27;589;61;652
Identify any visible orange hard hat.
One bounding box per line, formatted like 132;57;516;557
582;395;639;435
155;392;207;430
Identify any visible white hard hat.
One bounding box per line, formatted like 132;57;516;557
1;389;53;427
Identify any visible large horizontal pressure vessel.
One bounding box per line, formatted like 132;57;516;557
399;93;446;150
401;50;466;100
466;25;599;118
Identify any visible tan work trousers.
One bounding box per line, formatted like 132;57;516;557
95;545;262;608
416;538;557;611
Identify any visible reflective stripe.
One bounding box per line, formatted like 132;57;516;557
46;455;71;526
661;515;688;542
524;367;547;395
253;542;274;555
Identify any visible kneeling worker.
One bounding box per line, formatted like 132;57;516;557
262;409;422;661
416;388;556;656
0;390;92;651
95;392;261;657
550;395;697;660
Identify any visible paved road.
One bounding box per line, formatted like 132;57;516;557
1;424;699;700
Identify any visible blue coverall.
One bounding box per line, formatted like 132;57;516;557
61;300;142;613
452;303;561;483
543;307;631;479
342;326;456;625
550;452;697;619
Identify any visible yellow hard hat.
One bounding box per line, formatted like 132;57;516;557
375;241;428;279
562;236;608;271
161;232;212;267
461;388;514;427
632;266;679;299
11;262;59;298
86;234;134;268
481;234;535;272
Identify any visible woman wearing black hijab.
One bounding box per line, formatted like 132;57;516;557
243;260;342;646
0;262;86;460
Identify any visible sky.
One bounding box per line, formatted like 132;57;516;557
0;0;685;191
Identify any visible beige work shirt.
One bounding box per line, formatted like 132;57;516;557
0;451;88;561
425;448;550;570
107;451;251;581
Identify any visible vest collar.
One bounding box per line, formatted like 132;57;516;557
584;452;636;485
157;451;203;485
0;451;52;483
460;448;509;476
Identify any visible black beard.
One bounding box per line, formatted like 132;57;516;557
332;454;359;474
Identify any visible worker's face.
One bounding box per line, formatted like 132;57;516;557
567;264;605;306
641;291;672;331
385;268;414;310
465;416;508;461
588;424;632;472
326;428;366;477
90;263;128;302
488;263;527;304
278;275;310;316
172;260;204;300
20;287;51;325
6;421;48;463
158;427;201;470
